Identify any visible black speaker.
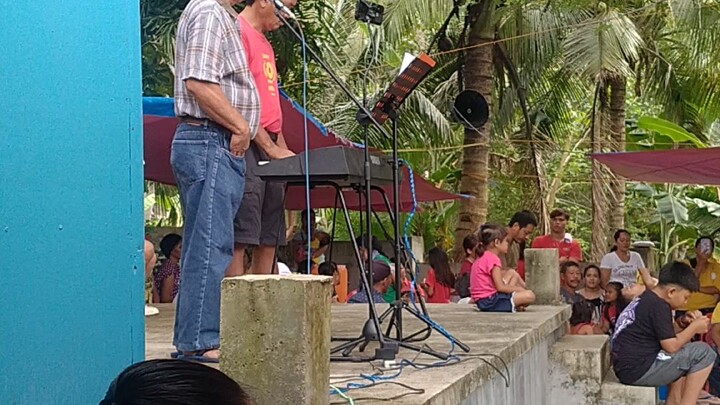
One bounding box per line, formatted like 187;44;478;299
452;90;489;128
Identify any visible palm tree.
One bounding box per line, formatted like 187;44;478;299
453;0;496;256
561;0;720;260
451;0;591;256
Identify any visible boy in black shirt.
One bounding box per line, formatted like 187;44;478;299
612;261;715;405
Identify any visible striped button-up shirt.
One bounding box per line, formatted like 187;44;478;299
174;0;260;138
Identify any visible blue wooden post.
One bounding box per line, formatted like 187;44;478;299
0;2;144;403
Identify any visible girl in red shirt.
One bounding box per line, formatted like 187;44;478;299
422;247;456;303
597;281;626;335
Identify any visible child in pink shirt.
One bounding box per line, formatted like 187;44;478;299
470;224;536;312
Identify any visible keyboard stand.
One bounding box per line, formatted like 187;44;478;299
279;180;399;362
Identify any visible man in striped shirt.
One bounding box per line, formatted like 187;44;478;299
171;0;259;362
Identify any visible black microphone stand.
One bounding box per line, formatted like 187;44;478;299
276;11;398;362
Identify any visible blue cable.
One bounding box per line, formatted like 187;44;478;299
299;24;311;275
400;160;461;347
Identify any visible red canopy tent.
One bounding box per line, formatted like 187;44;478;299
592;148;720;186
142;95;461;211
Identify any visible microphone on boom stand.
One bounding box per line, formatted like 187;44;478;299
272;0;297;20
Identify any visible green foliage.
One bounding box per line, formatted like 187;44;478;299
139;0;720;259
635;116;706;148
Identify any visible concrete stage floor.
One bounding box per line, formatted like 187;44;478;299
147;303;568;404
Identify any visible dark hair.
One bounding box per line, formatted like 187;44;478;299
316;231;331;247
569;299;594;326
355;235;386;258
300;209;316;224
658;261;699;292
318;261;337;277
603;282;628;327
428;247;455;288
100;359;253;405
462;234;479;256
508;210;538;229
560;260;580;275
691;237;716;267
583;264;600;278
475;224;508;259
696;236;715;251
159;233;182;259
245;0;257;5
549;209;569;220
609;229;630;252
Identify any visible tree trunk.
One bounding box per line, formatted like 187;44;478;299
608;77;627;231
591;86;612;262
453;0;495;260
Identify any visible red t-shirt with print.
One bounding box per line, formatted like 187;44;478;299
531;235;583;261
238;15;283;133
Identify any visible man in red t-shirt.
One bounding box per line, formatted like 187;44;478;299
531;208;583;264
227;0;297;277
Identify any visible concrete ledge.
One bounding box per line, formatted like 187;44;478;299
550;335;609;383
600;371;657;405
328;304;571;404
145;304;571;405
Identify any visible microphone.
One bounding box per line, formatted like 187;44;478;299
272;0;296;20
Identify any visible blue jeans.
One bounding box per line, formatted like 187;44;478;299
170;123;245;352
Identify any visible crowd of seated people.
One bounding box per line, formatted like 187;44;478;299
143;204;720;402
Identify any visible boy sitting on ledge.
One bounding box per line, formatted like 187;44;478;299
612;261;716;405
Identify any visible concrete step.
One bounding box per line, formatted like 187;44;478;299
550;335;610;384
599;370;658;405
549;335;611;405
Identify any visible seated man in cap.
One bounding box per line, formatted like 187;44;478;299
348;260;393;304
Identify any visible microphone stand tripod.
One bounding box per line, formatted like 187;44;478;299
372;98;471;358
276;11;398;362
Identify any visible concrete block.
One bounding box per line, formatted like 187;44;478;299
220;275;333;405
550;335;609;383
525;248;561;305
549;335;609;405
599;371;657;405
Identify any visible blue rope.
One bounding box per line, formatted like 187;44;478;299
300;25;311;275
400;160;461;347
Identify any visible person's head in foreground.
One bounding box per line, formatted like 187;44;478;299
507;210;537;243
655;261;700;310
100;359;253;405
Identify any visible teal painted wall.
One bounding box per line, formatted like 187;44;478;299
0;2;144;403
